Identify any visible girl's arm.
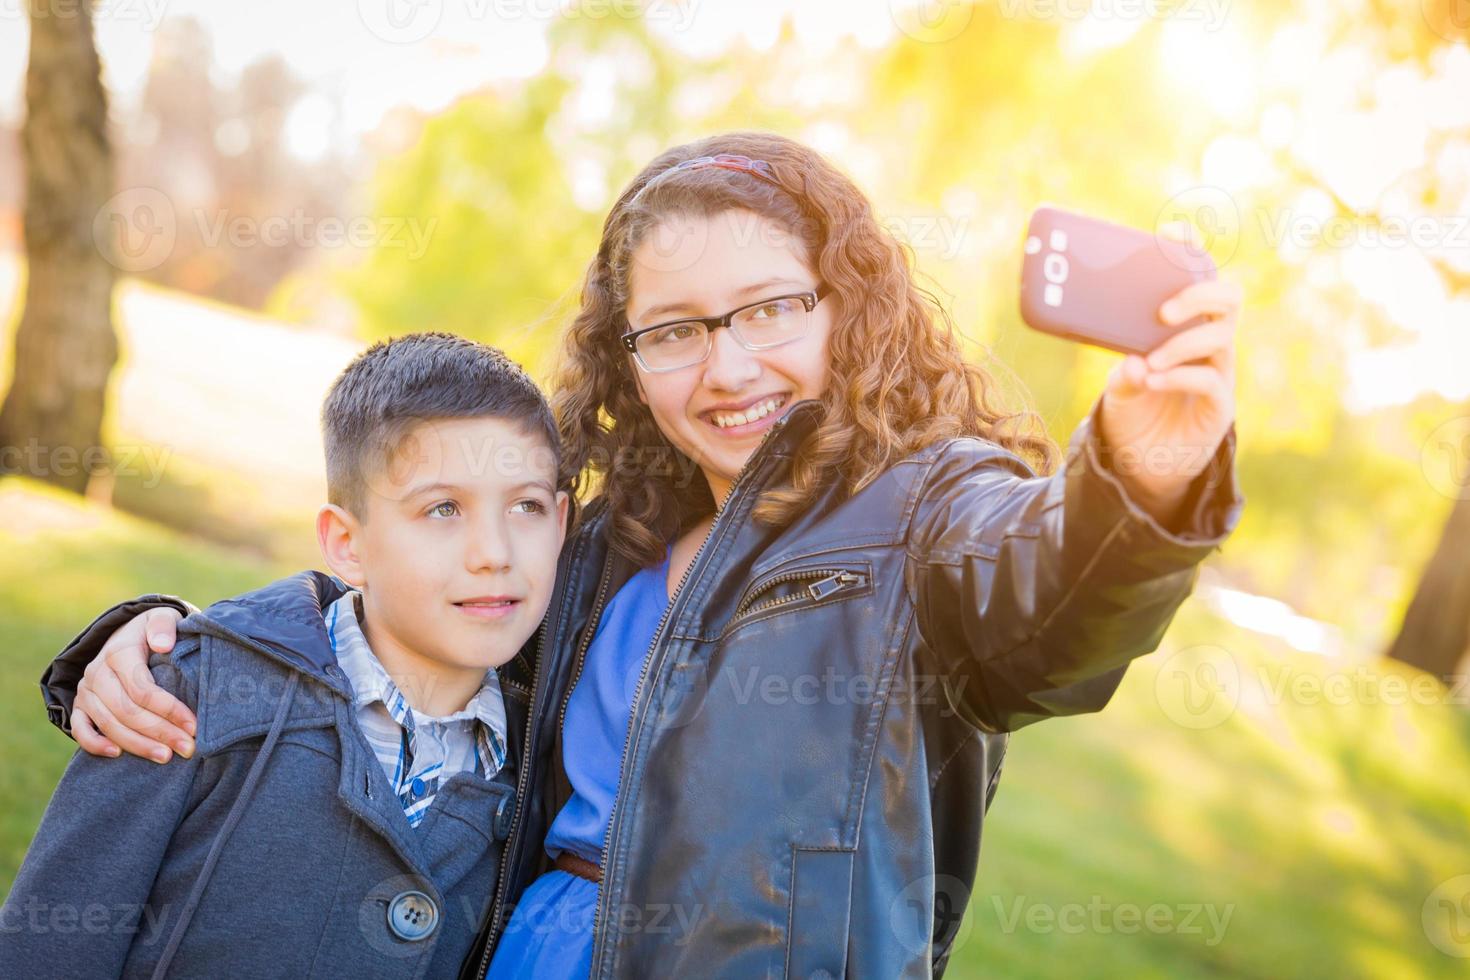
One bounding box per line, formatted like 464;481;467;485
908;281;1244;732
42;599;195;761
907;399;1241;732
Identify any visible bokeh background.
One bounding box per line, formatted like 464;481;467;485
3;1;1470;976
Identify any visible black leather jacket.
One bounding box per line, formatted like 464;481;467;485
42;398;1243;978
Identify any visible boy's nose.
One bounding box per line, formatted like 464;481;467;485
465;518;513;572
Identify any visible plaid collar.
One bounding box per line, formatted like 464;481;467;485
327;591;508;779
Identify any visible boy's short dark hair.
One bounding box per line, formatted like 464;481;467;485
322;332;560;517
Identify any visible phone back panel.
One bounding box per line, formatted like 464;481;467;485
1019;206;1217;356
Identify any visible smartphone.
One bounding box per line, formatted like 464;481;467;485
1018;206;1217;356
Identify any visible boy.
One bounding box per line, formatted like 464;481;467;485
0;333;568;978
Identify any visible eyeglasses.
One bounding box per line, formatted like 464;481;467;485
621;285;831;373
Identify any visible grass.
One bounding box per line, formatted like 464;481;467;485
1;256;343;570
0;478;287;885
953;611;1470;977
1;477;1468;977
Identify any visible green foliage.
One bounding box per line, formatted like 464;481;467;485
343;75;596;375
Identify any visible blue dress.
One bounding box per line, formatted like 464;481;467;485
487;546;672;979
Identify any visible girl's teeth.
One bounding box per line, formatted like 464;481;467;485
713;397;783;429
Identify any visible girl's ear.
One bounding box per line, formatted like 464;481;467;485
317;504;367;588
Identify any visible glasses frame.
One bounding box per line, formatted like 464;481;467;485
620;284;831;373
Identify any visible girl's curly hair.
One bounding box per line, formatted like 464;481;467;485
551;131;1060;568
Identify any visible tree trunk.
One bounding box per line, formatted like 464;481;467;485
1386;492;1470;681
0;0;118;494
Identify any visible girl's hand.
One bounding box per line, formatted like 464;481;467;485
73;608;194;763
1098;228;1240;526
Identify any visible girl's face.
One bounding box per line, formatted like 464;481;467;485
625;209;834;506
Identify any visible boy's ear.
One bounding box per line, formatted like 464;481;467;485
317;504;367;588
554;491;571;547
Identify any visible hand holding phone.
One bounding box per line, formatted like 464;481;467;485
1019;206;1218;355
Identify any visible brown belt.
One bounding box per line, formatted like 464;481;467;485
554;851;603;884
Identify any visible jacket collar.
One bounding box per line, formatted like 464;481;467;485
758;398;824;462
569;397;825;545
184;570;353;693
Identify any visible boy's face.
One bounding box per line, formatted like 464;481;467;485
319;416;568;686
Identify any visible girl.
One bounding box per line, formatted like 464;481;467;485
44;132;1243;977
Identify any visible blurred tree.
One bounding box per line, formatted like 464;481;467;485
0;0;117;495
122;22;348;309
1387;490;1470;680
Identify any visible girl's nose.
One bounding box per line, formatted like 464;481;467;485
701;326;761;391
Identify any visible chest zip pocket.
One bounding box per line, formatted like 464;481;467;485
732;566;872;623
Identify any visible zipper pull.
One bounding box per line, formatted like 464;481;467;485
807;571;864;602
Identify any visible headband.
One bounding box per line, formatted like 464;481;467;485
632;153;785;202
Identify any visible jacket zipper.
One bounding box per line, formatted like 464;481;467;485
475;615;550;980
557;556;615;738
732;568;868;620
590;410;805;976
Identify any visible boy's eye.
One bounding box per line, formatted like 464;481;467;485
428;501;459;518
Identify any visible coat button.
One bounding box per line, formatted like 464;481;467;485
493;791;515;840
386;890;439;941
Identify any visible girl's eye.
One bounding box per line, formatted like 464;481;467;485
652;323;700;345
750;298;799;320
513;499;547;515
428;501;459;518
